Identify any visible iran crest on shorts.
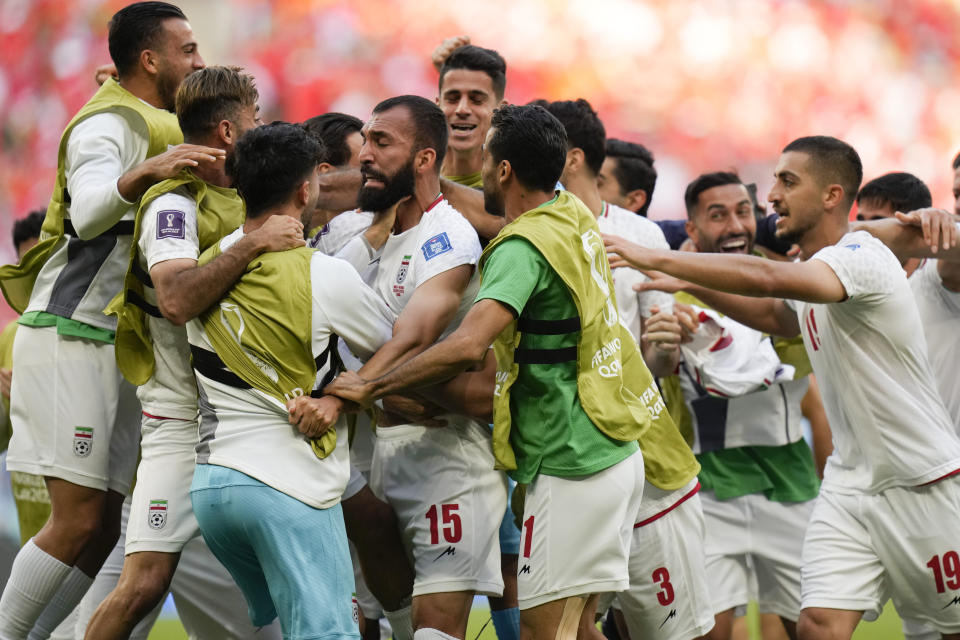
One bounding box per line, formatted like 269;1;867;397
73;426;93;457
148;499;168;530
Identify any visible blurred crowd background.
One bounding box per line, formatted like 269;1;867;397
3;0;960;327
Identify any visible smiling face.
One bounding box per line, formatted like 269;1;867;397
439;68;499;155
768;151;826;245
688;183;756;254
154;18;205;111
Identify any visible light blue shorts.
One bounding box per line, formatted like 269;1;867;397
191;464;359;640
499;477;521;556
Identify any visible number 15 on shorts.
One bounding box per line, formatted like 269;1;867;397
426;503;462;544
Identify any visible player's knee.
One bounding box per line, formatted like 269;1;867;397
115;562;175;617
797;609;844;640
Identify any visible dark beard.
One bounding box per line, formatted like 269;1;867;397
483;184;505;218
157;70;181;112
357;161;415;212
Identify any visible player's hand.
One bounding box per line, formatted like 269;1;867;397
642;306;683;353
603;233;656;270
431;35;471;71
141;144;226;182
380;394;447;428
633;270;687;295
287;395;342;438
94;63;118;86
895;208;959;254
249;214;306;253
0;368;11;401
324;370;374;408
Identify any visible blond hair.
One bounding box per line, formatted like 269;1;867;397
175;65;258;138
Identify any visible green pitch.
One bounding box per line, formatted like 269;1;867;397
148;601;907;640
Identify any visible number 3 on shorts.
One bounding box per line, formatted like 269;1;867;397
652;567;675;606
426;503;462;544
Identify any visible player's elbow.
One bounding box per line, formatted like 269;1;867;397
156;298;190;326
451;332;489;368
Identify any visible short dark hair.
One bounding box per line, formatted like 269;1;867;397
226;122;321;218
13;209;45;252
605;139;657;216
108;2;187;77
372;95;448;170
175;66;258;139
856;172;932;214
782;136;863;208
684;172;744;218
952;151;960;170
488;104;567;193
540;99;606;176
302;112;364;167
439;45;507;100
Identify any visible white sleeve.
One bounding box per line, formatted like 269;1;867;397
311;254;395;361
139;192;200;270
811;236;897;302
64;112;147;240
414;210;482;286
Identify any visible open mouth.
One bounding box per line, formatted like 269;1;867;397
450;124;477;134
719;237;748;253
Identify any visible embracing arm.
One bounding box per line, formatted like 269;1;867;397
441;179;506;241
356;264;474;380
854;210;959;262
151;215;304;325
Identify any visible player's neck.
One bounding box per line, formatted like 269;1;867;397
395;177;443;232
184;134;230;188
244;208;299;234
798;216;850;260
441;145;482;178
505;188;556;223
117;75;166;111
564;172;603;217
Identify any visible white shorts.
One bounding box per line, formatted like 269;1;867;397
801;477;960;633
370;421;507;598
617;480;714;640
6;325;140;494
700;490;813;621
518;450;644;610
126;415;201;554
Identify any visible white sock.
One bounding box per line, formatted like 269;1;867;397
0;539;73;638
383;604;413;640
27;567;93;640
413;628;460;640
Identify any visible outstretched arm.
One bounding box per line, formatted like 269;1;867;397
325;298;513;407
854;209;959;261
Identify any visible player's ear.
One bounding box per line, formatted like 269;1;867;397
565;148;582;174
296;179;311;207
318;162;334;174
625;189;647;214
823;184;845;211
416;148;437;173
217;119;233;146
140;49;159;76
498;159;512;186
685;218;699;249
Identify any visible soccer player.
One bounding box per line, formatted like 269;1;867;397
0;3;225;636
301;112;365;236
539;98;710;640
185;121;393;639
604;135;960;640
326;103;665;640
436;45;507;188
597;139;657;218
662;171;821;640
83;65;299;640
331;95;507;640
854;172;932;276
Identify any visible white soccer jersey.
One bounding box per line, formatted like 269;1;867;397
27;111;151;330
597;202;674;342
791;231;960;494
910;259;960;433
190;236;396;509
136;187;202;419
373;197;482;334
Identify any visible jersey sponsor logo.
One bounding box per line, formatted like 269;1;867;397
73;426;93;457
157;210;186;240
148;499;168;529
944;595;960;609
433;546;456;561
396;254;411;283
519;564;531;575
421;233;452;261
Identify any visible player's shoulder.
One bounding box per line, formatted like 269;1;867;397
417;199;480;257
145;186;195;215
824;230;898;266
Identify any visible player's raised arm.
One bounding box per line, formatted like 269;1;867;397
853;208;960;261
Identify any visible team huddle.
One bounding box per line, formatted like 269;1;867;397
0;3;959;640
